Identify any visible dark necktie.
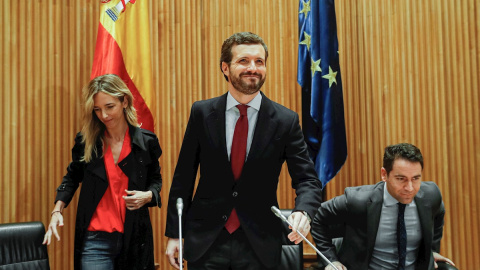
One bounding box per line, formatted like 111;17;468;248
225;104;249;234
397;203;407;270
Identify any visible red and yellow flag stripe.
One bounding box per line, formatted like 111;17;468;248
91;0;155;131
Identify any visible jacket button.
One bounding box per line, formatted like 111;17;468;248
222;215;227;221
232;191;238;197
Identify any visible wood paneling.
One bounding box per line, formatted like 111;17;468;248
1;1;478;269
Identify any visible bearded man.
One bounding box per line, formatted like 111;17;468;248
165;32;322;270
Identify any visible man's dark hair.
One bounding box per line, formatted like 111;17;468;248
219;32;268;81
383;143;424;174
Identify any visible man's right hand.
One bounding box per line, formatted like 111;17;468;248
165;238;182;269
325;261;347;270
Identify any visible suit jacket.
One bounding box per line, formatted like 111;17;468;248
165;92;322;268
311;181;445;270
55;126;163;270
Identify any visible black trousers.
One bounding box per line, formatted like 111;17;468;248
187;228;275;270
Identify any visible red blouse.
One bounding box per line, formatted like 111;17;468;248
88;129;131;233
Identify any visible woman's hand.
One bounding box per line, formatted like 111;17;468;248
43;201;66;245
123;190;153;210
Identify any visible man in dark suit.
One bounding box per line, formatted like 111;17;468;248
165;32;322;269
311;143;455;270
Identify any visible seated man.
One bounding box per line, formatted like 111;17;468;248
311;143;455;270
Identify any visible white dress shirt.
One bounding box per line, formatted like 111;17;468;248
225;91;262;160
369;186;422;270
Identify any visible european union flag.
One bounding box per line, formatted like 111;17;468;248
298;0;347;188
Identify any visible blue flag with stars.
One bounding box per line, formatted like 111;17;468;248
298;0;347;188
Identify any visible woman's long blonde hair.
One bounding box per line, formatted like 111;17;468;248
81;74;138;162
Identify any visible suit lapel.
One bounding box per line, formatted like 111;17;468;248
120;126;149;189
130;125;147;151
246;93;278;162
414;188;432;266
85;140;107;183
87;159;107;183
366;183;384;262
206;93;228;161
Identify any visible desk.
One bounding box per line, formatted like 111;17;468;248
302;232;319;268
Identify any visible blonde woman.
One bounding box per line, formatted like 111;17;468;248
43;74;162;270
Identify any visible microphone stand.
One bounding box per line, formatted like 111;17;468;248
177;198;183;270
271;206;339;270
178;214;183;270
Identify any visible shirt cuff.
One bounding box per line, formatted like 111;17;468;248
302;211;312;223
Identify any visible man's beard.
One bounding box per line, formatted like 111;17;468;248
230;71;266;95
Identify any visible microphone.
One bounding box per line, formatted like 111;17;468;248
177;198;184;270
176;198;184;216
271;206;340;270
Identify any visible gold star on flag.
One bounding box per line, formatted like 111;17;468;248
299;32;311;51
322;66;338;88
299;0;311;18
311;58;322;78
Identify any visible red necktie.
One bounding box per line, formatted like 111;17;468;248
225;104;248;234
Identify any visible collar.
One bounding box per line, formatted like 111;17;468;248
383;182;417;207
226;91;262;111
128;124;147;151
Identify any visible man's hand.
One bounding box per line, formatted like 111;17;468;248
165;238;182;269
287;211;310;244
433;252;455;269
325;261;347;270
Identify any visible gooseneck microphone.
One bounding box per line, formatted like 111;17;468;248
176;197;184;216
271;206;339;270
177;198;184;270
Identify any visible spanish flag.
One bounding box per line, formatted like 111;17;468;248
91;0;155;132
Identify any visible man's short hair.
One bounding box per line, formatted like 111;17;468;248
383;143;424;174
219;32;268;81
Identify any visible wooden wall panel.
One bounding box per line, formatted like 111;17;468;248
1;0;478;269
1;1;98;269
